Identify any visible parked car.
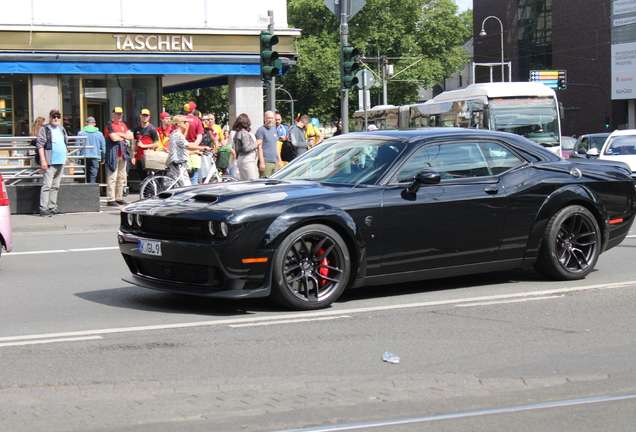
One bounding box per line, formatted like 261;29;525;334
569;133;610;159
598;129;636;183
561;136;577;158
118;128;636;310
0;173;13;259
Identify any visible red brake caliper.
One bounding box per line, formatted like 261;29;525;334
317;248;329;284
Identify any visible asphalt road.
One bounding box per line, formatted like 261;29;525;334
1;222;636;431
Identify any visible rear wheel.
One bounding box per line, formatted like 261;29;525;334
139;175;173;199
534;205;600;280
271;224;351;310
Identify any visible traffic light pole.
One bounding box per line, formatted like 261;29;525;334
340;0;350;134
268;10;276;113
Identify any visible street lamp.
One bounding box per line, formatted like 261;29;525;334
479;15;505;82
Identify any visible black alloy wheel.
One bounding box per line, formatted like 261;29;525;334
535;205;600;280
271;224;351;310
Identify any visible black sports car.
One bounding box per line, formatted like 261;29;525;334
118;128;636;310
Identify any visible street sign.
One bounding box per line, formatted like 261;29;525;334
355;69;374;89
324;0;366;18
530;70;567;90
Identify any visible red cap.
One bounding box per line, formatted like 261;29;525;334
159;112;170;119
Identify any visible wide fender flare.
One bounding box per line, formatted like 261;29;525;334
524;184;609;260
258;203;366;272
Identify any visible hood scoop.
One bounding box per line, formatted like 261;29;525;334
192;193;219;204
157;191;176;199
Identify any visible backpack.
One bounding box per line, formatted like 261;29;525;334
216;145;232;169
30;127;52;165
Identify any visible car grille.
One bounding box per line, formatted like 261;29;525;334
130;256;220;286
134;215;209;238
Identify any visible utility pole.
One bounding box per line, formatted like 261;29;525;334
340;0;350;133
268;10;276;113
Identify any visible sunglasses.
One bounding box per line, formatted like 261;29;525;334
202;118;209;121
52;115;61;119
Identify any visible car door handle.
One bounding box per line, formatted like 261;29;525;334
484;185;499;195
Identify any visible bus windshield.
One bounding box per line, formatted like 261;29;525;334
488;97;560;146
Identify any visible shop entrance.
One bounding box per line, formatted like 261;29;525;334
86;100;108;188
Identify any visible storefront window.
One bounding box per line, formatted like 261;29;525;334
61;75;82;136
0;75;29;137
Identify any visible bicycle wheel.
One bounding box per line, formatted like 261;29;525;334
139;175;174;199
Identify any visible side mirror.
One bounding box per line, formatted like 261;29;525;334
577;148;588;155
406;169;441;194
587;148;599;156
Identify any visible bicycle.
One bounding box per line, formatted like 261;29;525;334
138;150;236;200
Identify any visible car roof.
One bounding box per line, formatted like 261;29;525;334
579;133;610;138
608;129;636;138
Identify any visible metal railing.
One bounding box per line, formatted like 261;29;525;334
0;136;91;185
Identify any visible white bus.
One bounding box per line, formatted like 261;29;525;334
355;82;564;155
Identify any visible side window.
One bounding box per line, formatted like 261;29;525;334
479;142;524;174
396;142;493;182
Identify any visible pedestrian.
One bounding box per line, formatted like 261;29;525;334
333;119;343;136
104;106;133;207
131;108;160;182
276;113;294;165
256;110;283;177
30;116;46;139
205;113;224;148
156;112;173;150
35;109;68;217
302;115;324;147
182;101;204;183
167;115;192;187
200;114;217;150
77;116;106;184
232;113;261;180
289;116;312;157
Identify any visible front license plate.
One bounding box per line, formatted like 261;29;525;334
138;240;162;256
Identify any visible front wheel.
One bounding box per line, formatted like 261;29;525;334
139;175;174;199
534;205;601;280
271;224;351;310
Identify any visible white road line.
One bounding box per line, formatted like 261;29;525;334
273;393;636;431
456;295;564;307
229;315;352;328
0;336;103;348
6;246;118;256
0;280;634;345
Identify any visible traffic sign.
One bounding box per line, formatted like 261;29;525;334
530;70;567;90
355;69;374;89
324;0;366;18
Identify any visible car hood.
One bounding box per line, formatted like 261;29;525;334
599;154;636;171
126;179;361;217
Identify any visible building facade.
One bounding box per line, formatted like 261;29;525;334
0;0;298;136
474;0;629;135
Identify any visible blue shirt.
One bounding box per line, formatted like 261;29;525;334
50;126;67;165
277;124;289;140
256;125;279;163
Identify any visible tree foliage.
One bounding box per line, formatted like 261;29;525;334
280;0;472;123
162;86;230;128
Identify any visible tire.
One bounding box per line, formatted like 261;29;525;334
534;205;601;280
271;224;351;310
139;175;173;199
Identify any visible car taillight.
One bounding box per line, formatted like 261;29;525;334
0;174;9;206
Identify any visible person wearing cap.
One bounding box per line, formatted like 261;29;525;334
155;112;173;150
104;106;134;207
35;109;69;217
181;101;206;183
77;116;106;184
131;109;160;182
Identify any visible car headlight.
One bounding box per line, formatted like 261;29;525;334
219;222;229;238
207;221;216;236
126;213;134;227
135;214;143;227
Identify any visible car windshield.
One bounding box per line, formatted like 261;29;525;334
562;137;576;150
271;137;407;185
604;135;636;155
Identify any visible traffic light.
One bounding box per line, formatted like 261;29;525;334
605;117;610;129
557;78;565;90
260;31;279;81
341;45;360;89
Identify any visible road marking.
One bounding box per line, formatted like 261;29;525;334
272;393;636;431
229;315;352;328
456;295;563;307
0;336;103;348
6;246;119;256
0;280;634;345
